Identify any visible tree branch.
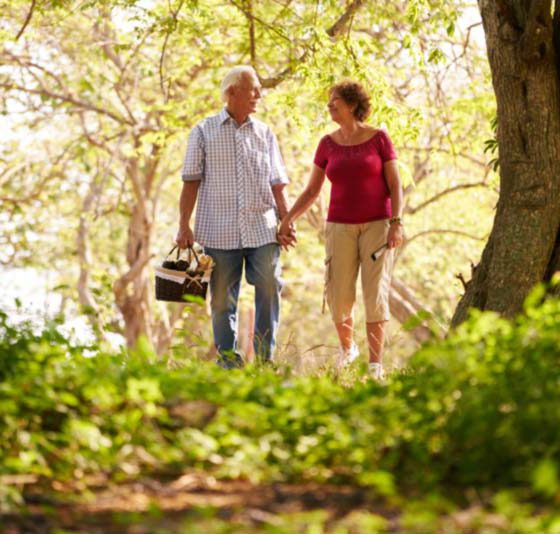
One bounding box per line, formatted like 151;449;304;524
2;51;66;89
15;0;37;40
229;0;291;43
260;0;368;88
389;277;444;342
0;82;133;125
326;0;365;38
76;178;107;336
159;0;185;102
389;289;432;344
247;0;256;64
0;142;76;205
113;252;153;304
403;145;488;168
92;15;138;123
405;229;485;246
391;277;429;315
406;181;489;215
155;303;185;356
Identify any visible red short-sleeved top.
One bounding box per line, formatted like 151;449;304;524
313;130;397;223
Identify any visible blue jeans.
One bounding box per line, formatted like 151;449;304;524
204;243;282;363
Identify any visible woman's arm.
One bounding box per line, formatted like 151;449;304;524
384;160;404;249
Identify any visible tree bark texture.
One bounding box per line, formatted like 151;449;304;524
452;0;560;326
76;179;106;338
113;156;154;348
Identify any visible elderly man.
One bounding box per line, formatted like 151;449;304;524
175;65;293;368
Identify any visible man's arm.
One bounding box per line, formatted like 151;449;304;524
273;183;298;249
176;124;204;248
272;183;289;221
175;180;200;248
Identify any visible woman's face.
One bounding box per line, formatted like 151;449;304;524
327;91;355;123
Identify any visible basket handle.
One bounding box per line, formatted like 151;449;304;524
186;245;200;268
167;245;201;268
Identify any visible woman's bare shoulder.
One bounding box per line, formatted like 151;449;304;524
362;125;381;135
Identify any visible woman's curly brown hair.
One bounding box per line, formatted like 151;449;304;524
330;81;371;122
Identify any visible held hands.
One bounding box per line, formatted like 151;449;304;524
387;222;404;249
277;218;297;250
175;225;194;249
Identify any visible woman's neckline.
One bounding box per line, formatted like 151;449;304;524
327;129;382;147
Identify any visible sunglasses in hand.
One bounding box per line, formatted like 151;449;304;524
370;243;388;261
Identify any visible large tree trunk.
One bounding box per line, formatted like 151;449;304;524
114;199;153;347
112;153;184;353
113;155;154;347
452;0;560;326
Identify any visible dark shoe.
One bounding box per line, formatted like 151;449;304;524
216;353;244;369
254;356;276;369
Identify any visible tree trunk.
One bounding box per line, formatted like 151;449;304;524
76;178;106;338
113;171;154;347
452;0;560;326
155;303;185;355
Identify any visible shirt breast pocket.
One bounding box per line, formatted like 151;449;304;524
246;148;271;182
246;148;275;209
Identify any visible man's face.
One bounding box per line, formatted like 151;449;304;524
229;74;262;115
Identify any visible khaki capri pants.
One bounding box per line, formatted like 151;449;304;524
324;220;393;323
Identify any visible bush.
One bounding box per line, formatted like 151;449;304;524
1;294;559;512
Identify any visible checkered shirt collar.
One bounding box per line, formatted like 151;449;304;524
219;107;254;127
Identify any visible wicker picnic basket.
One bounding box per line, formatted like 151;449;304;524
155;245;210;302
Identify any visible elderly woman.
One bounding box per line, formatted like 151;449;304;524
278;81;403;379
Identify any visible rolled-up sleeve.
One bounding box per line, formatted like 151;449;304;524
181;125;205;181
268;130;289;186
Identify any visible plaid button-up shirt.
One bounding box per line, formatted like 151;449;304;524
181;108;289;250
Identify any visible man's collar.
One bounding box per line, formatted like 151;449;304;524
218;108;231;124
219;107;253;126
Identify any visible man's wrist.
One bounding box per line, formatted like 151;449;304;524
389;216;403;226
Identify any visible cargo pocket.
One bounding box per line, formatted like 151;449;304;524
322;256;331;314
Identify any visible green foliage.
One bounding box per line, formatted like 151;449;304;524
484;115;500;171
1;294;560;517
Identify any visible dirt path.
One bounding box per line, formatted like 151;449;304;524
1;473;401;533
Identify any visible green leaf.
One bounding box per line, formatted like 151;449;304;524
532;459;559;498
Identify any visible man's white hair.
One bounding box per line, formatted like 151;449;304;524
220;65;258;102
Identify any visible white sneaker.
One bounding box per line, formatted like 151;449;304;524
337;342;360;368
368;362;385;381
